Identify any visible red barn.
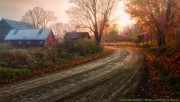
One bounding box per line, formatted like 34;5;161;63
5;29;55;47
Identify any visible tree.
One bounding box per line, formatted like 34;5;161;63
125;0;178;47
50;23;72;37
67;0;118;45
22;7;57;29
105;24;119;42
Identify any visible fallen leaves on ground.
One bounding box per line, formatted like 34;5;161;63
146;53;176;98
136;52;178;99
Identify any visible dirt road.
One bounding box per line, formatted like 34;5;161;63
0;48;145;102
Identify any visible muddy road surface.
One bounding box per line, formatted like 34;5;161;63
0;48;145;102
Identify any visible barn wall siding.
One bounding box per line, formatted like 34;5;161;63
6;40;45;47
45;32;56;46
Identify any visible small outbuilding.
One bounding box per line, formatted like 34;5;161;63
64;32;91;40
5;29;55;47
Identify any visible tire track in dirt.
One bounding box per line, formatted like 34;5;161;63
60;50;144;102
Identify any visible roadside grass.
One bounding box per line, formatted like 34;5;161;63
141;37;180;98
102;42;137;47
0;40;114;85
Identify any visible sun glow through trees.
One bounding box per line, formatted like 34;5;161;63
114;1;136;28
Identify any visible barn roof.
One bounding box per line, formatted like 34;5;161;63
5;29;52;40
1;18;34;29
64;32;90;39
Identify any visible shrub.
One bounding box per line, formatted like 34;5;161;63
0;67;16;79
15;68;30;75
0;44;12;52
45;48;60;63
0;49;35;68
57;39;103;56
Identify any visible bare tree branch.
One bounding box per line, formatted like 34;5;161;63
22;7;57;29
67;0;118;44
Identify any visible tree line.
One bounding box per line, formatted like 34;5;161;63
21;0;179;46
21;0;119;45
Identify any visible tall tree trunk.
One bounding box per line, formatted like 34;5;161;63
157;31;166;47
96;37;101;45
150;32;153;45
157;0;173;47
94;26;101;45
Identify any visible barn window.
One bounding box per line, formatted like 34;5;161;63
39;41;43;44
27;41;31;44
19;41;22;44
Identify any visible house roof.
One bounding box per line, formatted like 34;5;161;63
1;18;34;29
5;29;52;40
64;32;90;39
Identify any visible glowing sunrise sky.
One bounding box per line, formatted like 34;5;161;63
0;0;135;27
114;2;136;27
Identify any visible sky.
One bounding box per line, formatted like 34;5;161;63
0;0;72;23
0;0;135;27
114;2;136;27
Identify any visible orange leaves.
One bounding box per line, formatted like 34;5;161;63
137;45;179;99
157;52;180;78
143;51;177;99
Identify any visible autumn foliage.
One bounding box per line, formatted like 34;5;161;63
140;41;180;98
125;0;179;47
146;54;177;98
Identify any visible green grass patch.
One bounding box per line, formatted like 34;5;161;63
0;39;103;80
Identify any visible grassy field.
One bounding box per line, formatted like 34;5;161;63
102;42;138;48
0;40;108;83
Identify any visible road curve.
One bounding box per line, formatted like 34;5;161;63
0;48;145;102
